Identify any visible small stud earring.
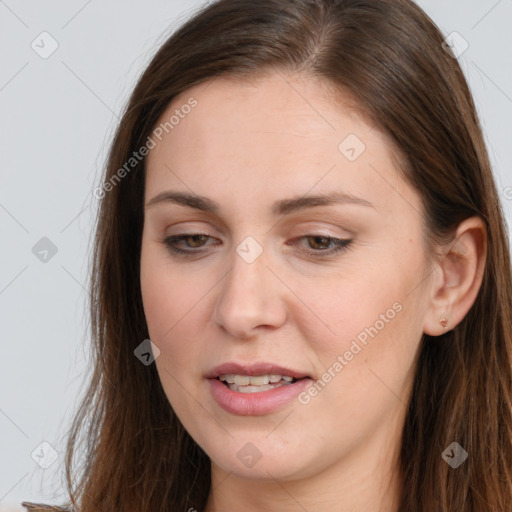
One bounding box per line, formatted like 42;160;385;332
440;316;448;329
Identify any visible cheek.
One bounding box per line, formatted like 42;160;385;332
296;251;424;402
140;256;207;414
140;242;203;342
140;249;218;395
141;279;204;379
295;288;419;460
295;268;407;356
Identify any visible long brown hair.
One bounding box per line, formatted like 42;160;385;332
56;0;512;510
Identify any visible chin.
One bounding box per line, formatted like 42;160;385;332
202;433;325;482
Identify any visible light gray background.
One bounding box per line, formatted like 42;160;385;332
1;0;511;508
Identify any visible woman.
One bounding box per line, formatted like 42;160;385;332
23;0;512;510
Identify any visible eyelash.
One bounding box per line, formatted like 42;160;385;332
162;233;352;258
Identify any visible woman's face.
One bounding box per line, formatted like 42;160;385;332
140;72;433;483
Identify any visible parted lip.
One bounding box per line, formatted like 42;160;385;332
205;362;311;380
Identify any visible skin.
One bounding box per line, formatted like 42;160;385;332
140;72;486;511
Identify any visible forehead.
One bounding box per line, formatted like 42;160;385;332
148;72;376;158
144;72;419;219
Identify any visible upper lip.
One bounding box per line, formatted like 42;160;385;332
206;362;311;380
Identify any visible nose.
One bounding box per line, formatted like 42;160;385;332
213;244;287;339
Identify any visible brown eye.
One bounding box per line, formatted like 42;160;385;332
306;235;332;250
183;234;209;248
163;233;216;255
289;235;352;258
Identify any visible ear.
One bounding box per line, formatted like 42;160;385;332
422;216;487;336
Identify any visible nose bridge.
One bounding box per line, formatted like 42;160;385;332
213;238;286;337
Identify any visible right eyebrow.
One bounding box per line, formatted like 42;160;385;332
145;191;219;212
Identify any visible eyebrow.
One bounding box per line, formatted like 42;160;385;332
145;190;374;215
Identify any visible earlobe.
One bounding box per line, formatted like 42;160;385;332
422;216;487;337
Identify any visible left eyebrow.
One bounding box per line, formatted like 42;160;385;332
144;190;375;214
272;191;375;215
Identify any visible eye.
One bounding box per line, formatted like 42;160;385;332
305;235;338;250
162;233;352;258
291;235;352;257
163;233;215;255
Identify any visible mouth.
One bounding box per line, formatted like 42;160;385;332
205;362;313;413
216;373;302;394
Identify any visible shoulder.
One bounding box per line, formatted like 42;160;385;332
21;503;71;512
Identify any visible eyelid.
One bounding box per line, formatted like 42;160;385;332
291;221;355;239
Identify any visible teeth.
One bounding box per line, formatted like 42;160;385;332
248;375;269;385
234;375;250;385
226;381;292;393
219;374;296;386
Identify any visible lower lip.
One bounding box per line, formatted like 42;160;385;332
208;378;313;415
